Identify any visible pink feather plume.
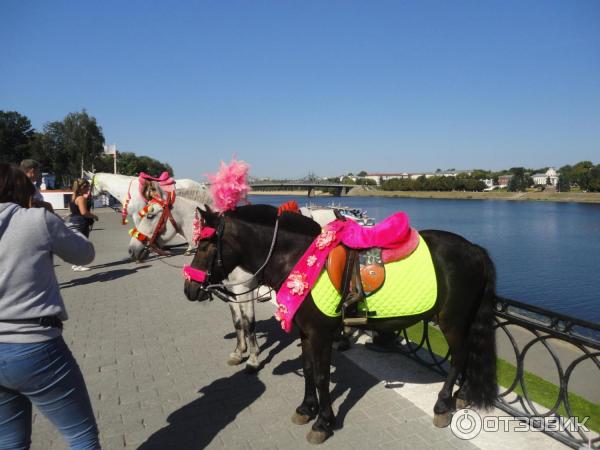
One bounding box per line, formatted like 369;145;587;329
208;157;251;212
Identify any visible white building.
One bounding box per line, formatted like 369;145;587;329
364;173;410;185
532;168;559;186
365;170;472;185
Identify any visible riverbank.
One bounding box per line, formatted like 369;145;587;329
251;188;600;203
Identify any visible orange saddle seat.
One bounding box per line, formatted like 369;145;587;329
326;245;386;296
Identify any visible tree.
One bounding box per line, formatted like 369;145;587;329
0;111;35;164
571;161;594;190
114;152;173;177
507;173;532;192
356;177;376;186
588;165;600;192
470;169;491;180
382;178;411;191
357;170;368;177
39;110;105;186
557;174;571;192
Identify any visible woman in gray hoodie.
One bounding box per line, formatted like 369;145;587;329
0;164;101;449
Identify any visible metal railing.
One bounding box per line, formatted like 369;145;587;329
393;296;600;449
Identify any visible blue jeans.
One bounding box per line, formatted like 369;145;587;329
0;336;100;450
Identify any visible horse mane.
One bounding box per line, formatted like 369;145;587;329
176;187;212;205
229;204;322;237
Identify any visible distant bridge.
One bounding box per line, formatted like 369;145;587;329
249;182;355;197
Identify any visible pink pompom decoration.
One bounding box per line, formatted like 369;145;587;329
208;157;250;212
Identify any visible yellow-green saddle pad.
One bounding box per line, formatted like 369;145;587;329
312;234;437;318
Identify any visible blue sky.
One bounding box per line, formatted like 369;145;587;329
2;1;599;179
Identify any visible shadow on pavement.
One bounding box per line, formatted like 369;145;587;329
59;266;150;289
138;371;266;450
270;332;445;431
269;348;386;430
255;317;298;371
89;258;133;270
222;316;297;372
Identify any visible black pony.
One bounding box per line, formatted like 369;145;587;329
184;204;498;444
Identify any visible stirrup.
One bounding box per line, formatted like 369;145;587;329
342;293;369;326
343;316;368;326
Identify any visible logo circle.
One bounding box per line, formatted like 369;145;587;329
450;408;482;440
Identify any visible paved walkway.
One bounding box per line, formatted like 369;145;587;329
30;209;565;449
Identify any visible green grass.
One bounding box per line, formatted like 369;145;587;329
403;322;600;433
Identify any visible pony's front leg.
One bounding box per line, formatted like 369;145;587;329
307;333;335;444
240;300;260;373
227;303;246;366
292;331;318;425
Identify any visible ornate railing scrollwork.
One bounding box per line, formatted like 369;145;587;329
391;296;599;449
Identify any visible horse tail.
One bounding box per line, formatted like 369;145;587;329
464;245;498;410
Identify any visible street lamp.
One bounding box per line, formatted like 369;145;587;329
103;144;118;173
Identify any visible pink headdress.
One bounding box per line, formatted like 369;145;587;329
138;171;176;195
208;157;250;212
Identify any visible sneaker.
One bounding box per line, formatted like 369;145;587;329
71;265;77;270
77;266;91;271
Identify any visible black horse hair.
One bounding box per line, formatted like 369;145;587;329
227;204;322;237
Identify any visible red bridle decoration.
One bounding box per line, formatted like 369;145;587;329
129;193;178;253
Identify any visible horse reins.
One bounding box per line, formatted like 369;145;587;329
187;216;280;304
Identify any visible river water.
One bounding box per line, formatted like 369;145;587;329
248;194;600;324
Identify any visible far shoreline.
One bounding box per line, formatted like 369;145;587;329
250;189;600;204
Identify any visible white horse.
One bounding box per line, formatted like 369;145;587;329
89;172;263;370
88;172;205;221
88;172;208;254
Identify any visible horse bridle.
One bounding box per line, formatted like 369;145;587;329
129;193;179;255
184;215;280;303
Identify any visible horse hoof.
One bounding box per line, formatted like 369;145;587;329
433;412;452;428
227;354;243;366
291;412;312;425
455;397;470;409
244;363;259;374
306;429;332;445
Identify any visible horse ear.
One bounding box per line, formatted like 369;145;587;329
334;209;347;221
198;204;218;226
